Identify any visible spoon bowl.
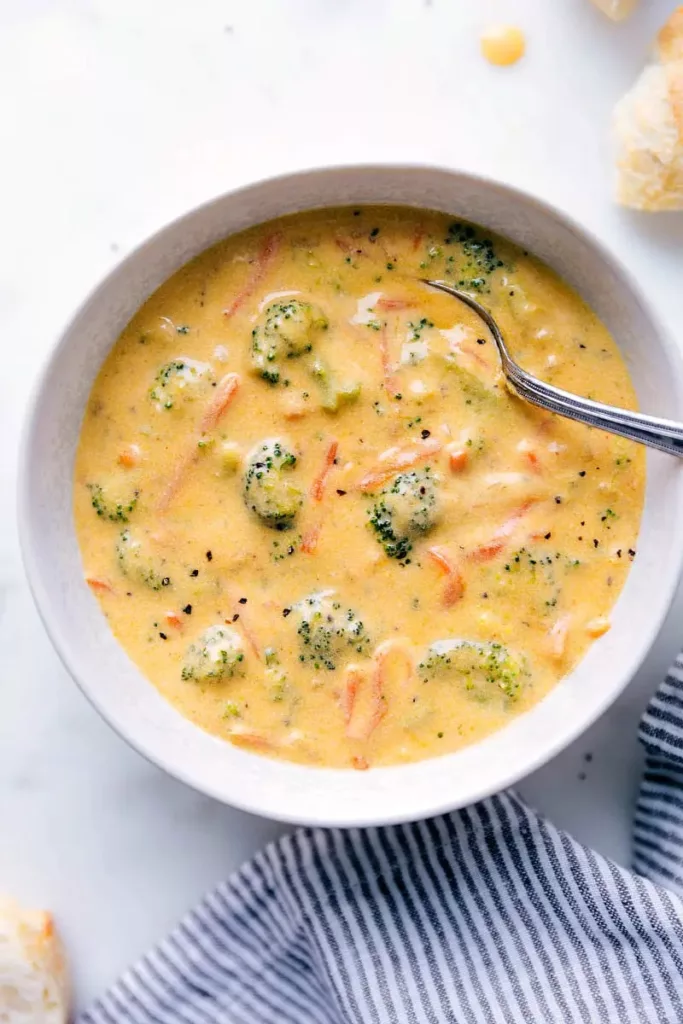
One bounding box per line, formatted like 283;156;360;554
424;279;683;458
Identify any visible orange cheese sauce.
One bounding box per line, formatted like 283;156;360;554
74;207;644;769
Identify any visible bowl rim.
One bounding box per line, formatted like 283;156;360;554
17;161;683;826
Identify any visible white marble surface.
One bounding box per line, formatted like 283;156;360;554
2;0;683;1010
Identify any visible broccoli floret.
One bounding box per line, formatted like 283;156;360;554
418;639;526;700
444;222;507;294
251;300;328;384
293;590;371;670
445;361;498;403
367;469;439;560
181;625;245;682
88;481;138;523
116;529;170;590
243;439;303;530
311;359;361;412
263;648;290;702
149;357;212;410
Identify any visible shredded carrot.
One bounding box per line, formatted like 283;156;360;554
374;639;414;686
156;450;196;514
157;373;241;513
165;611;183;630
469;500;536;563
412;227;425;251
341;666;363;726
548;615;571;660
447;447;468;472
443;573;465;606
335;235;359;255
427;547;465;606
230;732;276;752
117;443;141;468
375;297;416;312
86;575;114;594
300;524;322;554
427;547;452;576
525;451;541;474
459;343;488;369
345;659;386;741
369;657;388;732
223;233;281;318
311;439;339;502
470;539;505;562
379;322;398;396
356;439;443;492
199;372;241;433
351;755;370;771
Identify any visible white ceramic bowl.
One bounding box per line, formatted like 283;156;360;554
19;165;683;827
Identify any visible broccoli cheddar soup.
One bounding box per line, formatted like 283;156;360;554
74;207;645;770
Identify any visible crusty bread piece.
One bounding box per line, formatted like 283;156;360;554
614;7;683;210
590;0;639;21
0;896;69;1023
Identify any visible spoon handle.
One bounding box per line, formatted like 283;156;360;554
506;363;683;458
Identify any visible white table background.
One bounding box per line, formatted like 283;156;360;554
1;0;682;1009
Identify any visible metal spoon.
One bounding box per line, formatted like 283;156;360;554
424;279;683;458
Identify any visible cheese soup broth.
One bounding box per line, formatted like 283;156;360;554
74;207;644;769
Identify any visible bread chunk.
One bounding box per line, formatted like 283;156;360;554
0;896;69;1023
614;7;683;210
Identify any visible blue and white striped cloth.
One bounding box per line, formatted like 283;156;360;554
80;655;683;1024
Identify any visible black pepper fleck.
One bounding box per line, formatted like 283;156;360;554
578;471;586;478
282;607;291;617
593;539;599;548
190;569;199;577
161;577;170;587
421;429;431;439
239;597;247;604
206;550;213;561
183;604;192;614
555;496;562;504
476;337;486;345
159;632;168;640
232;613;240;622
544;532;552;540
336;489;347;496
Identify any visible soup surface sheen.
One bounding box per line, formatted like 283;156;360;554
74;207;644;769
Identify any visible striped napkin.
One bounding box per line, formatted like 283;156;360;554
80;655;683;1024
